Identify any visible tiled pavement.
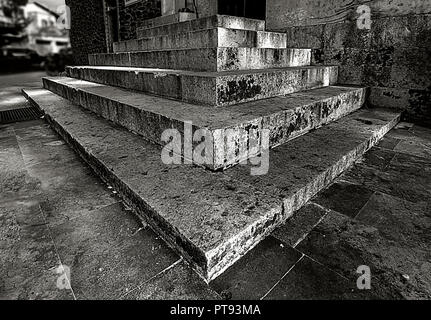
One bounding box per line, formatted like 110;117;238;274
0;119;430;300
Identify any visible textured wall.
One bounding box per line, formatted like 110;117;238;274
119;0;161;40
65;0;107;65
268;0;431;125
266;0;431;30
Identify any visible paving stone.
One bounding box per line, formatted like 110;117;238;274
296;210;431;299
0;135;40;203
10;120;118;226
0;200;74;300
14;121;77;168
312;181;375;219
376;136;401;150
264;257;377;300
124;261;220;300
384;124;431;160
0;124;14;138
47;202;179;300
343;152;431;204
395;139;431;160
210;236;303;300
272;203;329;247
356;192;431;244
357;147;396;171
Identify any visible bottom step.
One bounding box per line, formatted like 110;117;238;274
23;87;400;282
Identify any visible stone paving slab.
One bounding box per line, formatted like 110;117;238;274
272;203;330;248
123;261;220;300
114;27;287;53
295;208;431;299
209;236;303;300
272;127;431;299
263;256;376;300
66;64;333;107
89;47;312;72
0;120;184;300
42;76;363;170
137;15;266;39
0;132;75;300
23;87;400;281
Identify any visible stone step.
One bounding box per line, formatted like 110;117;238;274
137;14;266;39
139;12;197;30
65;65;338;106
23;86;401;281
113;27;287;53
88;47;311;72
43;76;366;170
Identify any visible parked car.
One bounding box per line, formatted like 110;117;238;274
0;46;44;71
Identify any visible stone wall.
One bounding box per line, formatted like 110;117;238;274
119;0;161;40
266;0;431;125
65;0;107;65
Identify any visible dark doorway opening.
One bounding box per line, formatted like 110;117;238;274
104;0;119;52
218;0;266;20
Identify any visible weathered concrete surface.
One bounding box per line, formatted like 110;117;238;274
114;28;287;53
123;261;220;300
266;0;431;31
42;77;365;169
66;65;335;106
283;14;431;125
0;120;186;300
274;125;431;299
137;15;265;39
89;47;311;72
22;87;400;281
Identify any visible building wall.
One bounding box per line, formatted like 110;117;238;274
23;3;57;34
119;0;160;40
266;0;431;125
65;0;107;65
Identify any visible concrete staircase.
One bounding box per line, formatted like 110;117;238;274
23;14;401;282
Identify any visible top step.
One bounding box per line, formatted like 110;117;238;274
139;12;197;29
137;15;266;39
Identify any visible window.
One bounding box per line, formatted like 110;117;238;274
36;39;52;45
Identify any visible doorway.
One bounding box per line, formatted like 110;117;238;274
103;0;119;53
218;0;266;20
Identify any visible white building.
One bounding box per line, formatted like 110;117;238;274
22;2;70;56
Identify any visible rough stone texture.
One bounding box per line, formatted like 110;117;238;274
272;203;330;248
23;87;400;281
0;120;184;300
118;0;161;41
65;0;107;65
113;28;287;53
137;14;266;38
123;261;220;300
264;256;376;300
89;47;311;72
210;236;303;300
266;0;431;30
281;13;431;125
42;77;365;169
65;65;335;106
271;124;431;299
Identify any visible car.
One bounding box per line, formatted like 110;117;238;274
0;46;43;70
